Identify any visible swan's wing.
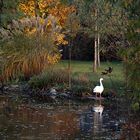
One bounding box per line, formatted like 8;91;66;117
93;86;100;92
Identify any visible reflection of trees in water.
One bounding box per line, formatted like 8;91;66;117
0;98;80;140
13;106;80;139
0;97;138;140
80;111;94;133
0;97;21;140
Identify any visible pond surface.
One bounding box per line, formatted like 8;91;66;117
0;95;139;140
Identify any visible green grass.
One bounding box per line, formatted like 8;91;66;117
55;60;125;93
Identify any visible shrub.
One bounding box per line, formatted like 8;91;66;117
28;68;69;89
28;68;91;94
71;85;91;96
131;102;139;111
0;16;67;81
72;73;90;86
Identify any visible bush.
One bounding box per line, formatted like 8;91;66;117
71;85;91;96
0;16;67;81
72;73;90;86
28;68;69;89
131;102;139;111
28;68;91;94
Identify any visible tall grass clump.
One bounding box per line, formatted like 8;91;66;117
0;16;66;81
28;68;69;89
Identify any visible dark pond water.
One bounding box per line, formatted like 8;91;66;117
0;95;139;140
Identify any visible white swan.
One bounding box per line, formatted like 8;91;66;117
93;78;104;98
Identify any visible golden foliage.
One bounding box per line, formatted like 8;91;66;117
19;0;35;17
1;0;76;80
0;16;65;80
48;1;75;26
55;33;68;45
19;0;75;26
19;16;68;45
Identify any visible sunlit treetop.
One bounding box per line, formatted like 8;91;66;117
19;0;75;26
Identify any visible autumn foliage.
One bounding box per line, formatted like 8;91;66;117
0;0;75;80
19;0;75;25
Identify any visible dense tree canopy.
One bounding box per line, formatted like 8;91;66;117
121;0;140;93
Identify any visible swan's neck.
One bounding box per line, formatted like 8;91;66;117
100;80;103;87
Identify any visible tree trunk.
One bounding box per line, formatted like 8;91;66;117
94;9;98;72
34;0;38;17
0;0;3;26
97;33;100;67
94;31;97;72
68;43;72;89
34;0;40;48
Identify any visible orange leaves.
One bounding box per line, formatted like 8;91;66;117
18;0;74;47
54;33;68;45
47;53;61;65
19;0;36;17
19;16;68;46
19;0;75;26
48;2;75;26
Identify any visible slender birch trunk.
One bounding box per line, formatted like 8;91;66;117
68;18;73;89
94;34;97;72
68;42;72;89
97;33;100;67
94;9;97;72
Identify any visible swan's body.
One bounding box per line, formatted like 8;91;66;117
93;78;104;98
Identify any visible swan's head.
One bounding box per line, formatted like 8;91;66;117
100;78;103;81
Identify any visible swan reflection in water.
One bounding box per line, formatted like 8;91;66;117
92;99;104;116
92;103;104;135
92;104;104;116
80;100;104;137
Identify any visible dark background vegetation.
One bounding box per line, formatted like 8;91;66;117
62;33;122;61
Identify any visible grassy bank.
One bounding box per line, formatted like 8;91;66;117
55;60;124;93
29;60;125;97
